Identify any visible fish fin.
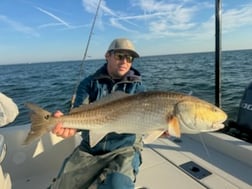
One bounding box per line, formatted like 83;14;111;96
89;131;108;148
24;103;53;145
143;129;165;144
167;115;181;138
69;91;130;114
32;139;44;157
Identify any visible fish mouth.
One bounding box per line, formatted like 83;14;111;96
198;122;225;132
181;120;226;133
211;118;226;130
211;113;227;130
212;123;225;130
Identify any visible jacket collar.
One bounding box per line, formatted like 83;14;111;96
93;63;142;82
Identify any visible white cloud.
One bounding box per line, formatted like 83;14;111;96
81;0;252;42
35;6;72;29
196;2;252;38
222;4;252;32
82;0;116;16
81;0;118;30
109;18;136;32
0;15;39;37
38;22;65;29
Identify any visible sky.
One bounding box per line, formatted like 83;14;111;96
0;0;252;64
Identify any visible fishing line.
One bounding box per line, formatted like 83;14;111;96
199;133;211;158
187;89;210;158
70;0;103;110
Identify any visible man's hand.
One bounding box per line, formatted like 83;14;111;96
51;111;77;138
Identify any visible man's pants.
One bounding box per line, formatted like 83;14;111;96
49;145;142;189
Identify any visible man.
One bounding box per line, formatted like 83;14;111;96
50;38;145;189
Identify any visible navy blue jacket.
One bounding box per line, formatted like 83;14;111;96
74;63;145;154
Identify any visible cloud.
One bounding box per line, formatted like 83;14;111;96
81;0;118;30
222;3;252;32
0;15;39;37
196;2;252;39
107;1;205;38
109;18;137;32
81;0;252;41
82;0;116;16
35;6;72;29
113;1;206;34
37;22;65;29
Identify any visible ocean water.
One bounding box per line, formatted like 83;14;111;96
0;49;251;127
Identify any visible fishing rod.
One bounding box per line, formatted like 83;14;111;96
70;0;103;110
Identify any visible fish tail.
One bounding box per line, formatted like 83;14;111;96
24;103;54;145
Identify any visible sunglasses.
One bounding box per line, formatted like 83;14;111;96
113;52;134;63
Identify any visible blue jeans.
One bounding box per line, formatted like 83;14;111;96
97;150;141;189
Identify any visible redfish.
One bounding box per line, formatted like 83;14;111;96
24;91;227;146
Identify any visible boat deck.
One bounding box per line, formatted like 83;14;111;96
1;125;252;189
138;134;252;189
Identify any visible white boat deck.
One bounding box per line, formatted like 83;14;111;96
1;124;252;189
138;134;252;189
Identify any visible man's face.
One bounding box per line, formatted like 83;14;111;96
106;50;134;79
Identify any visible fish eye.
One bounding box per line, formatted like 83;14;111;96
44;115;50;120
